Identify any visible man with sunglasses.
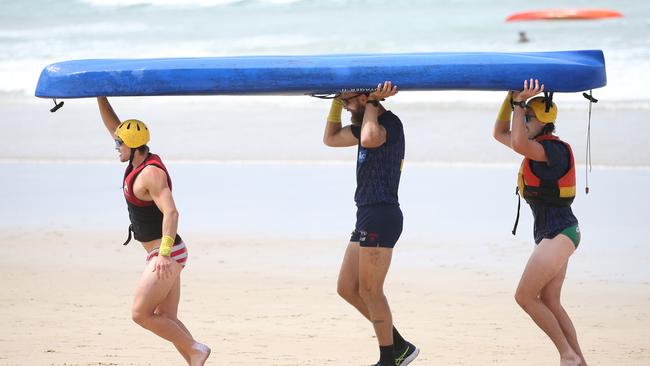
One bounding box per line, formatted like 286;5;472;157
322;81;419;366
96;97;211;366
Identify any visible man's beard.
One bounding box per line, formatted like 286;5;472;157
350;109;364;126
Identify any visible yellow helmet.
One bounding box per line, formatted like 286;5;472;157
115;119;150;148
527;97;557;124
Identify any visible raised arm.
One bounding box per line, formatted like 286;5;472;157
511;79;548;162
492;91;513;147
323;98;358;147
97;97;121;137
360;81;398;148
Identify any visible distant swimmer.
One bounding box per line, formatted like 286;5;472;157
96;97;210;366
322;81;419;366
492;80;587;366
518;31;530;43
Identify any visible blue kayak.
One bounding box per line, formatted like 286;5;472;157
34;50;606;98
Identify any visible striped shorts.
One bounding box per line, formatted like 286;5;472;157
146;242;188;267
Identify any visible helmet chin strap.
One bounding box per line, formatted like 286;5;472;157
129;148;136;165
128;147;150;166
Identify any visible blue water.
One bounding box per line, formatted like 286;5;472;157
1;0;649;103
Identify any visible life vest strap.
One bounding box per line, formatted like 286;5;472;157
512;186;521;236
122;224;133;246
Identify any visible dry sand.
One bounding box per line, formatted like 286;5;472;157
1;229;648;365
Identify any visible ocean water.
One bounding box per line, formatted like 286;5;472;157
1;0;649;104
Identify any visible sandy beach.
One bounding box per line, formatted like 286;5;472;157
1;227;648;365
1;99;649;364
3;0;650;364
0;89;650;366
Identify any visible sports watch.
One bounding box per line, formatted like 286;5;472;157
512;100;527;108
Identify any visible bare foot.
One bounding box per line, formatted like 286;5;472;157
560;354;582;366
189;342;211;366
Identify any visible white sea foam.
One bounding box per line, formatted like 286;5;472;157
79;0;304;8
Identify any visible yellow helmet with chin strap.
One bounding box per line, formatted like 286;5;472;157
115;119;150;148
527;96;557;124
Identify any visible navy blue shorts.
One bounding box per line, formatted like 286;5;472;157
349;204;403;248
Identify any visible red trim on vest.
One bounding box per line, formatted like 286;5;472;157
123;154;172;207
518;135;576;203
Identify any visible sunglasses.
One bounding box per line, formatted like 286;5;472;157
339;93;362;105
524;114;537;124
114;139;124;148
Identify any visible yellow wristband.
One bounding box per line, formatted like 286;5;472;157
327;99;343;123
159;235;174;257
497;91;513;122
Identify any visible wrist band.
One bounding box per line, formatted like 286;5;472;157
327;99;343;123
159;235;174;257
497;92;513;122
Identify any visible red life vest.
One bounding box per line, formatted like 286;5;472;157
123;154;172;207
517;135;576;206
122;154;175;243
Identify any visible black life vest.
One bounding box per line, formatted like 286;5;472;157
122;154;179;244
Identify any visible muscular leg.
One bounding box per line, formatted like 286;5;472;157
515;236;581;366
132;259;209;366
540;260;587;365
155;275;193;364
338;241;411;359
337;242;371;320
358;246;394;346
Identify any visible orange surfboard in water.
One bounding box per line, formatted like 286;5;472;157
506;9;623;21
